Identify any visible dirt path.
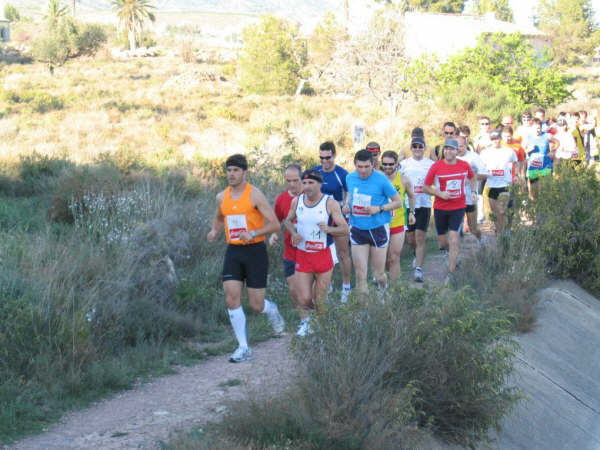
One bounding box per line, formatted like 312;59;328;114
7;230;492;450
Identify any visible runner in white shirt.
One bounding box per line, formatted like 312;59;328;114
554;118;578;163
400;136;434;282
479;129;517;233
456;135;488;241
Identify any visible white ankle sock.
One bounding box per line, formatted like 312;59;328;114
262;298;277;315
228;306;248;348
342;283;351;292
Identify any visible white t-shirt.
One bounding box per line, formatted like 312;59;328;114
555;130;577;159
480;146;517;188
458;151;488;205
400;157;434;208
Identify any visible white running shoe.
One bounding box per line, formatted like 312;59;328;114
414;266;424;283
229;346;252;363
268;304;285;334
296;317;311;337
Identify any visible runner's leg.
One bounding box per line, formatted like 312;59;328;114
351;244;370;293
387;230;405;280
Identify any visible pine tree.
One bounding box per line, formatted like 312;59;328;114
472;0;514;22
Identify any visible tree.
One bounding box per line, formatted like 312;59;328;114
472;0;514;22
536;0;599;65
308;13;348;74
111;0;156;51
4;3;20;22
32;17;106;69
237;15;307;95
438;32;571;107
406;0;465;13
44;0;69;25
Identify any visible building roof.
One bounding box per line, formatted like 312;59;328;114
404;12;547;60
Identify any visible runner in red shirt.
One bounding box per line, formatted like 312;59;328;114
424;138;477;275
270;163;303;312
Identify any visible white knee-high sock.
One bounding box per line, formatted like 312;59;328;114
228;306;248;348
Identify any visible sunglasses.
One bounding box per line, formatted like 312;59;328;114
319;156;332;160
412;144;424;149
381;163;395;167
480;122;490;126
444;131;454;135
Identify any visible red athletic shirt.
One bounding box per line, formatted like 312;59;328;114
274;190;296;261
424;159;474;211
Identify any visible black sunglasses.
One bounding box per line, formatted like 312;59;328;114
381;163;395;167
319;156;332;160
412;144;424;149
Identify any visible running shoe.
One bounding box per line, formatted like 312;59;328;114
414;266;424;283
267;304;285;334
229;346;252;363
296;317;311;337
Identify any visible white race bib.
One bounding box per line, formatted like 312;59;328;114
414;175;425;194
446;179;462;199
304;226;326;251
352;192;372;216
227;214;247;240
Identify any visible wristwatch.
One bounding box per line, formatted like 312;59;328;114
249;230;257;238
380;205;385;213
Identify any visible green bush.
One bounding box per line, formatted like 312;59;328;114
4;3;20;22
32;17;107;66
1;89;64;113
520;164;600;296
221;286;519;448
116;29;156;50
18;152;73;195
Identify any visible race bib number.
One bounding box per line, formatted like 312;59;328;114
352;192;372;216
491;169;505;177
305;227;326;251
413;176;425;194
445;179;462;199
531;158;543;168
227;214;247;240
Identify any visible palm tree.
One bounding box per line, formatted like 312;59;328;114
111;0;156;51
44;0;69;25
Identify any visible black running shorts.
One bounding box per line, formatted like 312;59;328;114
222;242;268;288
406;207;431;232
434;208;465;235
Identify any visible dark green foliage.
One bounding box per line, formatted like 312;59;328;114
438;33;571;108
32;17;107;67
237;15;307;95
222;287;519;448
520;164;600;296
1;89;64;113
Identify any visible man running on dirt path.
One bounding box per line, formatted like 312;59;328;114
270;164;303;317
343;149;403;293
208;154;285;363
284;169;348;336
400;136;434;282
313;141;352;302
480;129;517;233
423;139;477;275
381;150;415;281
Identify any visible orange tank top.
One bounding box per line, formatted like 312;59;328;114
221;183;265;245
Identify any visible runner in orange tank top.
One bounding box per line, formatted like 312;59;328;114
208;154;284;363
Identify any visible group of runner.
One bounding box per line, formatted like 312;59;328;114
207;108;599;362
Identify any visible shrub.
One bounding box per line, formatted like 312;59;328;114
237;15;307;95
18;152;73;195
4;3;20;22
520;164;600;296
222;286;519;448
1;89;64;113
32;17;107;67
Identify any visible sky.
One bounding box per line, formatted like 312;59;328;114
511;0;600;26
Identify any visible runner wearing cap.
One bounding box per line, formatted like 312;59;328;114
480;129;517;233
423;139;477;274
381;150;416;281
312;141;352;301
456;135;488;241
270;164;303;313
400;136;434;282
366;141;381;170
343;149;403;292
208;154;285;363
284;169;349;336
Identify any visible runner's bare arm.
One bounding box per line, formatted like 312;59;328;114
320;199;349;237
283;197;301;246
402;176;416;210
207;191;225;242
423;184;450;200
